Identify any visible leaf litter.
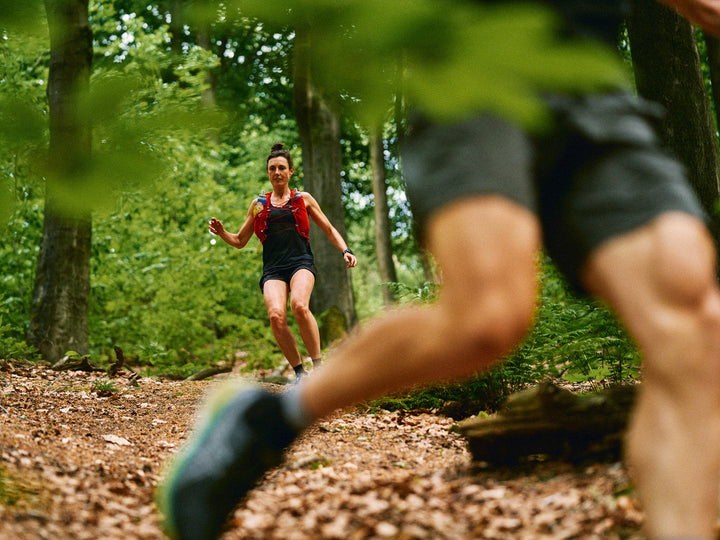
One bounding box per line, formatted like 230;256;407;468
0;361;648;539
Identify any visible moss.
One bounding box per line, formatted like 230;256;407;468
319;305;347;346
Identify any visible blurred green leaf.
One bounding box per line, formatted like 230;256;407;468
39;70;230;217
232;0;628;128
0;186;13;228
0;97;45;146
0;0;44;35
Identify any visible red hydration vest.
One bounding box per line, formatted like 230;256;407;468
253;189;310;244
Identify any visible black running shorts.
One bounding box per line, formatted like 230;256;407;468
260;263;317;291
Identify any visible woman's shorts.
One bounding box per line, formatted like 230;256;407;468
259;264;317;291
402;91;706;291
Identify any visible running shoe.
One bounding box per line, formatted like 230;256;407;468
157;383;300;540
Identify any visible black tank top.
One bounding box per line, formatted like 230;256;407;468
261;199;314;273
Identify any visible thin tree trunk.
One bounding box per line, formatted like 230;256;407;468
293;27;357;342
194;0;216;108
628;0;720;251
167;0;183;56
29;0;93;363
369;127;398;306
705;36;720;123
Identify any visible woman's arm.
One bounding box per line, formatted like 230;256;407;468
303;192;358;268
209;200;256;249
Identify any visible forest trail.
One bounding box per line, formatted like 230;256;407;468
0;362;646;539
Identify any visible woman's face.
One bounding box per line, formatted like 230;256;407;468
267;156;293;186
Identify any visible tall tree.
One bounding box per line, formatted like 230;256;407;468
28;0;93;362
369;127;398;306
628;0;720;249
293;27;357;340
706;37;720;116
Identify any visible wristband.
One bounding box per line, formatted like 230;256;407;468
342;248;353;256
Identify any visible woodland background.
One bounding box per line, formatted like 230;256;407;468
2;0;720;405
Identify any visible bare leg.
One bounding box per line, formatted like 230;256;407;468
301;196;542;418
582;213;720;539
158;196;540;540
289;269;322;360
263;279;303;368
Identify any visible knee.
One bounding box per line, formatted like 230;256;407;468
675;284;720;389
655;217;720;332
446;286;537;362
647;219;720;387
267;308;288;329
654;216;719;309
290;299;312;321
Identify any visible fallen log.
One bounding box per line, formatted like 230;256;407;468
52;353;104;373
184;366;232;381
455;381;637;465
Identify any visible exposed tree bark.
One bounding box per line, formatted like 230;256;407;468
293;27;357;340
29;0;92;363
628;1;720;250
369;127;398;307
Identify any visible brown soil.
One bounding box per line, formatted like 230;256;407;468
0;361;647;539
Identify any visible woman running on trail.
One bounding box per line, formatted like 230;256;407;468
209;143;357;383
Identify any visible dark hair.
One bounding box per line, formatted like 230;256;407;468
266;143;294;170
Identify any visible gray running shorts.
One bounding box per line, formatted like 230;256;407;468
402;91;706;291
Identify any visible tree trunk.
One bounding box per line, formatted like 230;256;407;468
705;36;720;125
194;0;217;108
628;0;720;250
369;128;398;307
29;0;92;363
166;0;183;56
293;27;357;342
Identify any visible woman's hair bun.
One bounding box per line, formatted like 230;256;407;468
266;142;293;168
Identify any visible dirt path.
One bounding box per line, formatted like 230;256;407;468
0;362;646;539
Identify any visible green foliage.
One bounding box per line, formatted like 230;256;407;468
0;18;48;226
0;0;639;391
387;281;439;305
0;1;301;376
0;306;39;361
235;0;628;128
88;134;276;374
0;0;44;37
369;371;515;416
0;181;43;358
515;257;641;383
92;379;118;394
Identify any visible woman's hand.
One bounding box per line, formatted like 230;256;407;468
209;217;225;236
344;251;358;268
